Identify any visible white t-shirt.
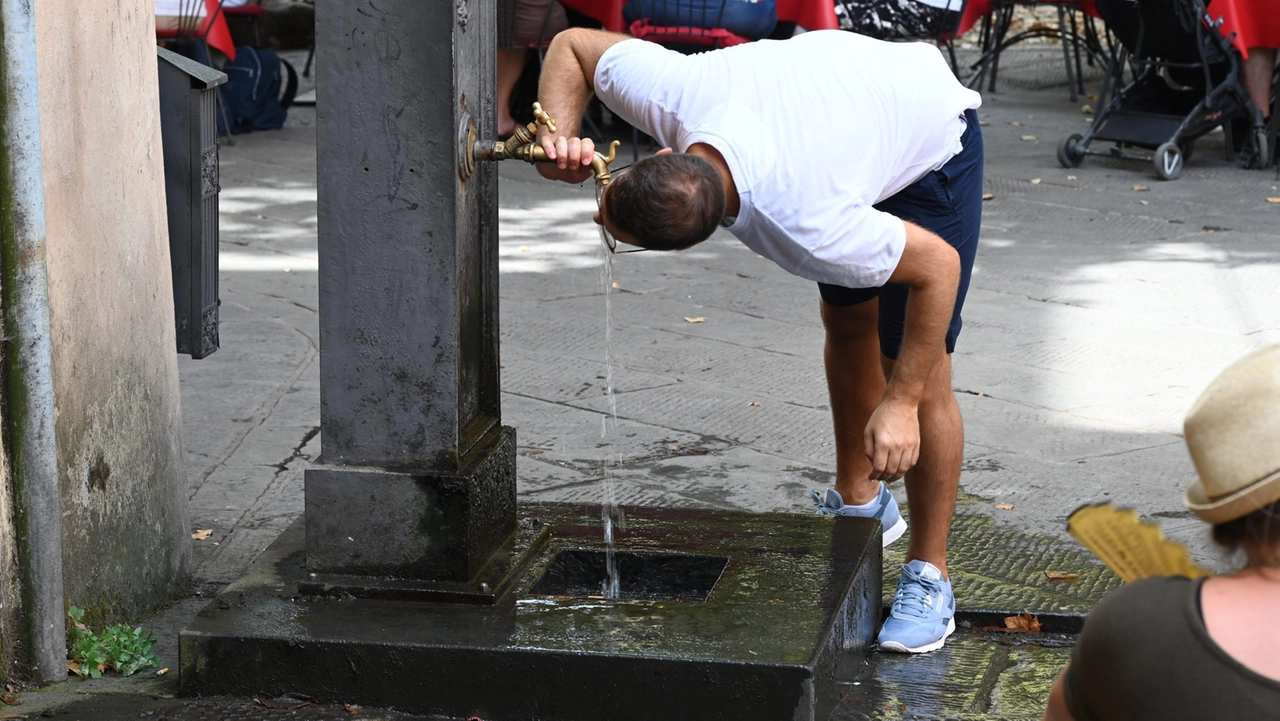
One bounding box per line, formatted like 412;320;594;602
594;31;981;288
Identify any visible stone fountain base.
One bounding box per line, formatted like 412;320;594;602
179;504;880;721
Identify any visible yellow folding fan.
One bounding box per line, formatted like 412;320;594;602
1067;503;1212;582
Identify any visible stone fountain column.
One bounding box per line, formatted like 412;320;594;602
304;0;514;589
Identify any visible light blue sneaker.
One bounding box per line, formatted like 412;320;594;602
809;483;908;547
877;559;956;654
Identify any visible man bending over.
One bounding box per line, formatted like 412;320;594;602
535;28;982;654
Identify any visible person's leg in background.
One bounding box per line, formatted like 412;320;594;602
1243;47;1277;120
498;49;529;138
498;0;567;137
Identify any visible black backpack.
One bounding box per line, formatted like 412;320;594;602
218;47;298;135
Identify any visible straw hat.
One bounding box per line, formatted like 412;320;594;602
1184;344;1280;524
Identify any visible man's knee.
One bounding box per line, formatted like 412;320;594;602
821;299;878;342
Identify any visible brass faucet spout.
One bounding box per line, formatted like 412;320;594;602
460;104;621;185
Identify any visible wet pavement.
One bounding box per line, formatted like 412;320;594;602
15;43;1280;718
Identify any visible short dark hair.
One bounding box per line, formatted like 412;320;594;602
605;153;725;251
1212;499;1280;562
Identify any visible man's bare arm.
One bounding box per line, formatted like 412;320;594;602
863;221;960;480
536;28;630;182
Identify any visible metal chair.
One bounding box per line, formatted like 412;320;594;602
223;0;266;47
834;0;970;75
965;0;1107;102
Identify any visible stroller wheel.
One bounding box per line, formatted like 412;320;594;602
1154;142;1183;181
1057;134;1085;169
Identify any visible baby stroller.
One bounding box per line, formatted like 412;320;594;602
1056;0;1268;180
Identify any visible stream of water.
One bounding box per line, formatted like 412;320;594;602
600;245;623;599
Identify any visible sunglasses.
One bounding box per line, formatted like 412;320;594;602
595;167;649;255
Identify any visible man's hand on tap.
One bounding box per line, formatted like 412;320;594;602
537;131;597;184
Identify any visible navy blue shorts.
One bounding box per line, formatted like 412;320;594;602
818;107;983;359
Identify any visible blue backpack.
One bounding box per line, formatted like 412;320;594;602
219;47;298;135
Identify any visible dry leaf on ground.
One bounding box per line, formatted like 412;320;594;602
982;193;995;201
0;694;19;706
191;529;212;540
684;317;706;323
1004;611;1042;632
1133;184;1150;192
995;502;1014;510
1045;570;1080;580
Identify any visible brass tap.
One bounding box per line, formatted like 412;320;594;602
466;103;620;184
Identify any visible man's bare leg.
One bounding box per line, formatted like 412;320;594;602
1244;47;1276;120
821;298;887;506
882;351;962;578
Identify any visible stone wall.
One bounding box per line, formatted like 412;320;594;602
33;0;190;623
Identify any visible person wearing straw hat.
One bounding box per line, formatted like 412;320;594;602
1044;345;1280;721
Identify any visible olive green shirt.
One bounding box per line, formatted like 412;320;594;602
1066;576;1280;720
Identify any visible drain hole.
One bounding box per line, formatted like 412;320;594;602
530;549;729;602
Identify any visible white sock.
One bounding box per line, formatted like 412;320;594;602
842;488;882;511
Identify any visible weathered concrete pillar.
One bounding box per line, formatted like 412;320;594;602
305;0;514;584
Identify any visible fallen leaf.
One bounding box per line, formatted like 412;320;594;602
344;703;362;714
0;694;18;706
611;282;620;289
66;660;80;677
1045;570;1080;580
1030;178;1041;184
684;317;706;323
995;502;1014;510
1267;197;1280;203
1133;184;1149;192
518;246;531;253
1004;611;1042;633
1020;134;1037;141
1009;120;1022;126
191;529;213;540
254;693;316;711
747;401;761;406
982;193;995;201
1067;175;1077;180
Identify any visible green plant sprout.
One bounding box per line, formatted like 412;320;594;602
66;606;158;678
